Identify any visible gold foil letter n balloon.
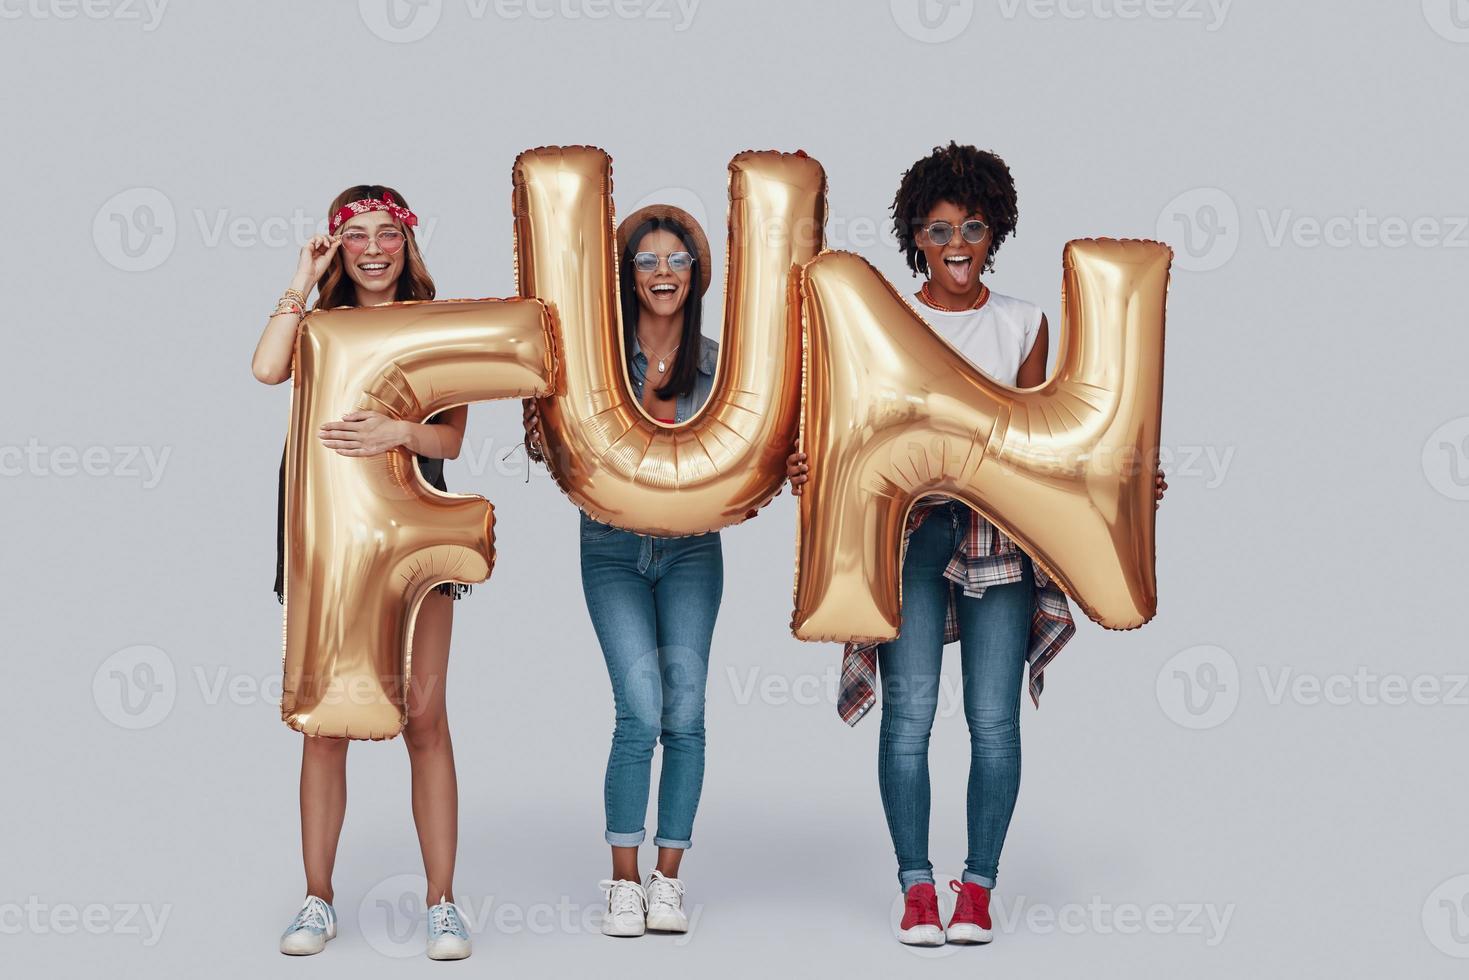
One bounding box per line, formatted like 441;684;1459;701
513;146;824;535
793;239;1171;641
282;299;554;739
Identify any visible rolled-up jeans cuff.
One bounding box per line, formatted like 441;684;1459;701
653;836;691;850
961;871;996;889
605;828;646;847
898;869;936;892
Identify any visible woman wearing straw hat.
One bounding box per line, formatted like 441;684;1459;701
524;203;720;938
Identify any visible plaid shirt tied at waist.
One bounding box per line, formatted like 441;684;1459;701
837;501;1076;726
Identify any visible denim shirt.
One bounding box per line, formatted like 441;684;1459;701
579;333;721;558
627;332;719;423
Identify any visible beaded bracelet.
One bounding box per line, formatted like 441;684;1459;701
271;288;308;318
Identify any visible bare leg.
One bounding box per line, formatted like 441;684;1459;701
404;591;459;907
611;846;640;882
654;847;683;879
300;736;349;904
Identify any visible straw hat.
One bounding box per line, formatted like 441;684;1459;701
616;203;713;296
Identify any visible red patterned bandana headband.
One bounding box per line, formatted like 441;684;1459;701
329;191;418;234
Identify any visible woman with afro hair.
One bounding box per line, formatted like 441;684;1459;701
787;142;1166;947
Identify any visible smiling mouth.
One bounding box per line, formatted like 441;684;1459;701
358;262;390;276
650;284;678;295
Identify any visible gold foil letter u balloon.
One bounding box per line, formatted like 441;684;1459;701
793;239;1171;641
282;299;554;739
513;146;824;535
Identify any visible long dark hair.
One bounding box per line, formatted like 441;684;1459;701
314;184;435;310
619;216;703;401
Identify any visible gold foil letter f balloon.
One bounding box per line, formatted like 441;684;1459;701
513;146;824;534
282;299;554;739
793;239;1171;641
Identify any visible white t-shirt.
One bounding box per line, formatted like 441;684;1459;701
907;289;1044;387
909;289;1044;514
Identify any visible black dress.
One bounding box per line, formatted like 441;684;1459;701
273;412;470;603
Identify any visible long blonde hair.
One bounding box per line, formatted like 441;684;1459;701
313;184;435;309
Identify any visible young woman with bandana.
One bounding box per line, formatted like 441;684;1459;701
252;187;472;960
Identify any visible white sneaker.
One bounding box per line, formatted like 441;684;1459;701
279;895;336;955
599;879;647;937
644;870;688;933
426;899;472;960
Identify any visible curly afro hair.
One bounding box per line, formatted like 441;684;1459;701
891;142;1019;277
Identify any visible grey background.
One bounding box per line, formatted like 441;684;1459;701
3;0;1467;976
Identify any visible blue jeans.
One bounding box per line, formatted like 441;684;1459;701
579;512;723;849
877;503;1033;891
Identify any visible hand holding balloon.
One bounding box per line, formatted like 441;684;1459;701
318;410;407;457
785;450;808;496
521;399;545;464
281;299;555;740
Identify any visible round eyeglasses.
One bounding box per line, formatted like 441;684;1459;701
633;250;694;274
921;219;989;247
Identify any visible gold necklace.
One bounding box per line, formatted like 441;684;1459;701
919;281;990;313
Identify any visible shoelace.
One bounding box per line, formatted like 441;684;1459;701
599;880;647;917
646;870;684;908
905;887;941;926
949;880;988;923
291;897;330;932
950;880;973;919
429;902;465;937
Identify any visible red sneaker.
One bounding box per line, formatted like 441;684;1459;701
946;880;993;944
898;882;945;946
